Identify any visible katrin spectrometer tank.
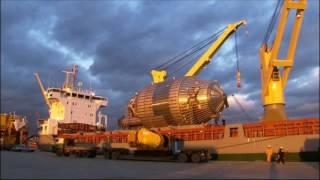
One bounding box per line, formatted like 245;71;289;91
119;76;228;129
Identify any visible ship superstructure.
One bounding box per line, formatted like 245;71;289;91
35;64;108;136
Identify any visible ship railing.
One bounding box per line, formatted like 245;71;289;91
60;132;129;144
243;118;319;138
58;118;319;144
159;125;225;141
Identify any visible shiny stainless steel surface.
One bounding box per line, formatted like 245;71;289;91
120;77;227;128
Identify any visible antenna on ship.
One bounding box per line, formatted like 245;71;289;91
62;64;78;91
71;64;78;89
89;78;92;93
78;81;83;91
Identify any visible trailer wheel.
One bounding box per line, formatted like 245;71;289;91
56;150;63;156
206;153;211;161
111;151;120;160
83;151;89;158
191;153;201;163
76;152;83;158
88;151;96;158
177;153;188;163
103;151;111;159
64;152;70;157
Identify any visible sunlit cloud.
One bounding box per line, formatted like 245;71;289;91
287;66;319;90
28;29;94;69
227;93;257;111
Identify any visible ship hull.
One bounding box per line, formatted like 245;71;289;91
59;118;320;159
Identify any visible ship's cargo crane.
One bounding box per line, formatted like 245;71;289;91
119;20;247;129
260;0;306;122
151;20;247;83
34;73;51;109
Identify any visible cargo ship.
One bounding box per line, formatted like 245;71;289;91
34;64;108;151
59;118;319;161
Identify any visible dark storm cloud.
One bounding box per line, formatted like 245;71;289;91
1;0;319;132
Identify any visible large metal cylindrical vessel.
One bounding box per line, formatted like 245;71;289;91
119;77;227;128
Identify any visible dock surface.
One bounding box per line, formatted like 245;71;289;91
1;151;319;179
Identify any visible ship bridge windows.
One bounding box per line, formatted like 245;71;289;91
48;89;62;93
92;96;106;101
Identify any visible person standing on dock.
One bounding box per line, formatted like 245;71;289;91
266;145;273;162
276;147;285;165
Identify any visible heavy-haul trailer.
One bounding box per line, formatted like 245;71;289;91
57;128;210;163
102;128;210;163
55;137;97;158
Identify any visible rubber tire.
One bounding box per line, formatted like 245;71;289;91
56;150;63;156
205;153;211;162
64;152;70;157
111;151;120;160
103;151;110;159
83;151;89;158
88;151;96;158
191;153;201;163
177;153;188;163
76;152;83;158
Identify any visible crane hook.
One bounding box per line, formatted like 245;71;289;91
237;70;241;89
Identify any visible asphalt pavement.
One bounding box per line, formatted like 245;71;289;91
1;151;319;179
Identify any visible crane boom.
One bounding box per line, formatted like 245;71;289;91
151;20;246;83
260;0;306;122
185;20;246;77
34;73;51;109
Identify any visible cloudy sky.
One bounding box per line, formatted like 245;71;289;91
1;0;319;134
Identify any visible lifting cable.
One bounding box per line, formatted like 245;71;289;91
164;29;224;72
169;34;221;75
168;35;218;71
155;33;218;70
263;0;283;46
234;31;241;89
153;27;227;71
170;48;204;75
231;94;254;122
229;30;256;122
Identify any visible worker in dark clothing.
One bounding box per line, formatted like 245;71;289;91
214;117;219;125
276;147;285;164
223;93;229;108
222;119;226;126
